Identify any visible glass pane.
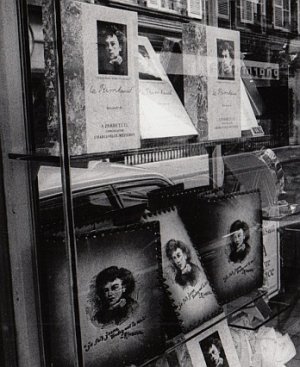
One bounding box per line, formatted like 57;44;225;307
116;182;169;206
6;0;300;365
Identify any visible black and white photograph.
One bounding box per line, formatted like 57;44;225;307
179;191;264;304
87;266;139;328
165;239;201;288
200;331;229;367
142;206;221;332
3;0;300;367
228;220;251;264
186;320;241;367
60;222;163;367
97;21;128;76
217;39;235;80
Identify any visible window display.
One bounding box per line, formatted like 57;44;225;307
2;0;300;366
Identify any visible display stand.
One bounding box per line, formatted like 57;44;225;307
227;290;291;330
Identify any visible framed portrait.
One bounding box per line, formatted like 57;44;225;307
179;191;264;304
40;222;165;367
186;319;241;367
217;39;235;80
97;21;128;76
142;207;222;332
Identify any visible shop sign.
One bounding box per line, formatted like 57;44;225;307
242;60;279;80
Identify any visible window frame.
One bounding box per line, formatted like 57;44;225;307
273;0;291;31
218;0;230;20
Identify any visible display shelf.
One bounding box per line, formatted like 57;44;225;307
138;290;271;366
8;135;272;166
228;296;291;331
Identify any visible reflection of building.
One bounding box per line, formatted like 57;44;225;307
28;0;300;154
217;0;300;147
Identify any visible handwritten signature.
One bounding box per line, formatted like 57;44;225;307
177;281;212;311
83;316;146;352
223;259;255;283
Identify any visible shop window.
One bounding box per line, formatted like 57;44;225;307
274;0;291;31
218;0;230;19
115;180;170;207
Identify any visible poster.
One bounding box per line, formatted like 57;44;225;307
62;2;140;154
180;191;263;304
142;207;222;332
75;223;164;366
186;319;241;367
41;222;164;366
138;36;198;139
183;24;241;140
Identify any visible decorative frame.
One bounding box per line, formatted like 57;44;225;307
41;222;165;367
142;206;222;332
180;191;264;304
186;319;241;367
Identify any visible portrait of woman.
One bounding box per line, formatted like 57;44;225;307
90;266;138;328
97;22;128;75
165;239;201;288
217;39;235;80
228;220;250;263
200;332;229;367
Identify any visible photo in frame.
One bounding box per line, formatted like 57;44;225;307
185;319;241;367
76;222;165;366
142;207;222;332
179;191;264;304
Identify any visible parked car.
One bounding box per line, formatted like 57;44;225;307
38;162;173;231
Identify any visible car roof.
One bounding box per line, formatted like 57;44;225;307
38;162;172;200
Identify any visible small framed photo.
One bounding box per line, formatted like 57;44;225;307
97;21;128;76
186;319;241;367
217;39;235;80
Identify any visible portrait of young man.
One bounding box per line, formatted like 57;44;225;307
200;331;229;367
228;220;251;263
89;266;139;328
217;39;235;80
97;21;128;75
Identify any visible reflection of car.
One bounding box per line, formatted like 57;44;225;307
38;163;173;230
